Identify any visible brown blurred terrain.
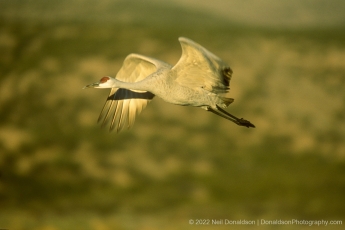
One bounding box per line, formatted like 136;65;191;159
1;0;345;229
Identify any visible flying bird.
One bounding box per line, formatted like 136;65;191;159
84;37;255;132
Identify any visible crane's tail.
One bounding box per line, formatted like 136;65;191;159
207;105;255;128
219;96;234;107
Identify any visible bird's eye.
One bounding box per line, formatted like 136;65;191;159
100;76;109;83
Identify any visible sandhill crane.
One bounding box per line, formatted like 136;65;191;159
84;37;255;132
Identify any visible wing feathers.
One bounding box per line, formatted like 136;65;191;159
99;54;164;132
173;37;232;94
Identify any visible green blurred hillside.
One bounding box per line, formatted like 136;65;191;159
0;0;345;229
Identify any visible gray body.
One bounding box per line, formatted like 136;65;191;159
117;68;223;107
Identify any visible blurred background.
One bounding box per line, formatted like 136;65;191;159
1;0;345;229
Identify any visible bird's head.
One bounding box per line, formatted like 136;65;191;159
83;76;114;89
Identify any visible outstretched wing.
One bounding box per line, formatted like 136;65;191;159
98;53;167;132
172;37;232;94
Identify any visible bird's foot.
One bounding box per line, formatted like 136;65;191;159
238;118;255;128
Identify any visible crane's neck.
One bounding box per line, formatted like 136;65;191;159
108;69;171;94
111;78;152;92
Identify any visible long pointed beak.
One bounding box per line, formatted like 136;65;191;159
83;82;100;89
